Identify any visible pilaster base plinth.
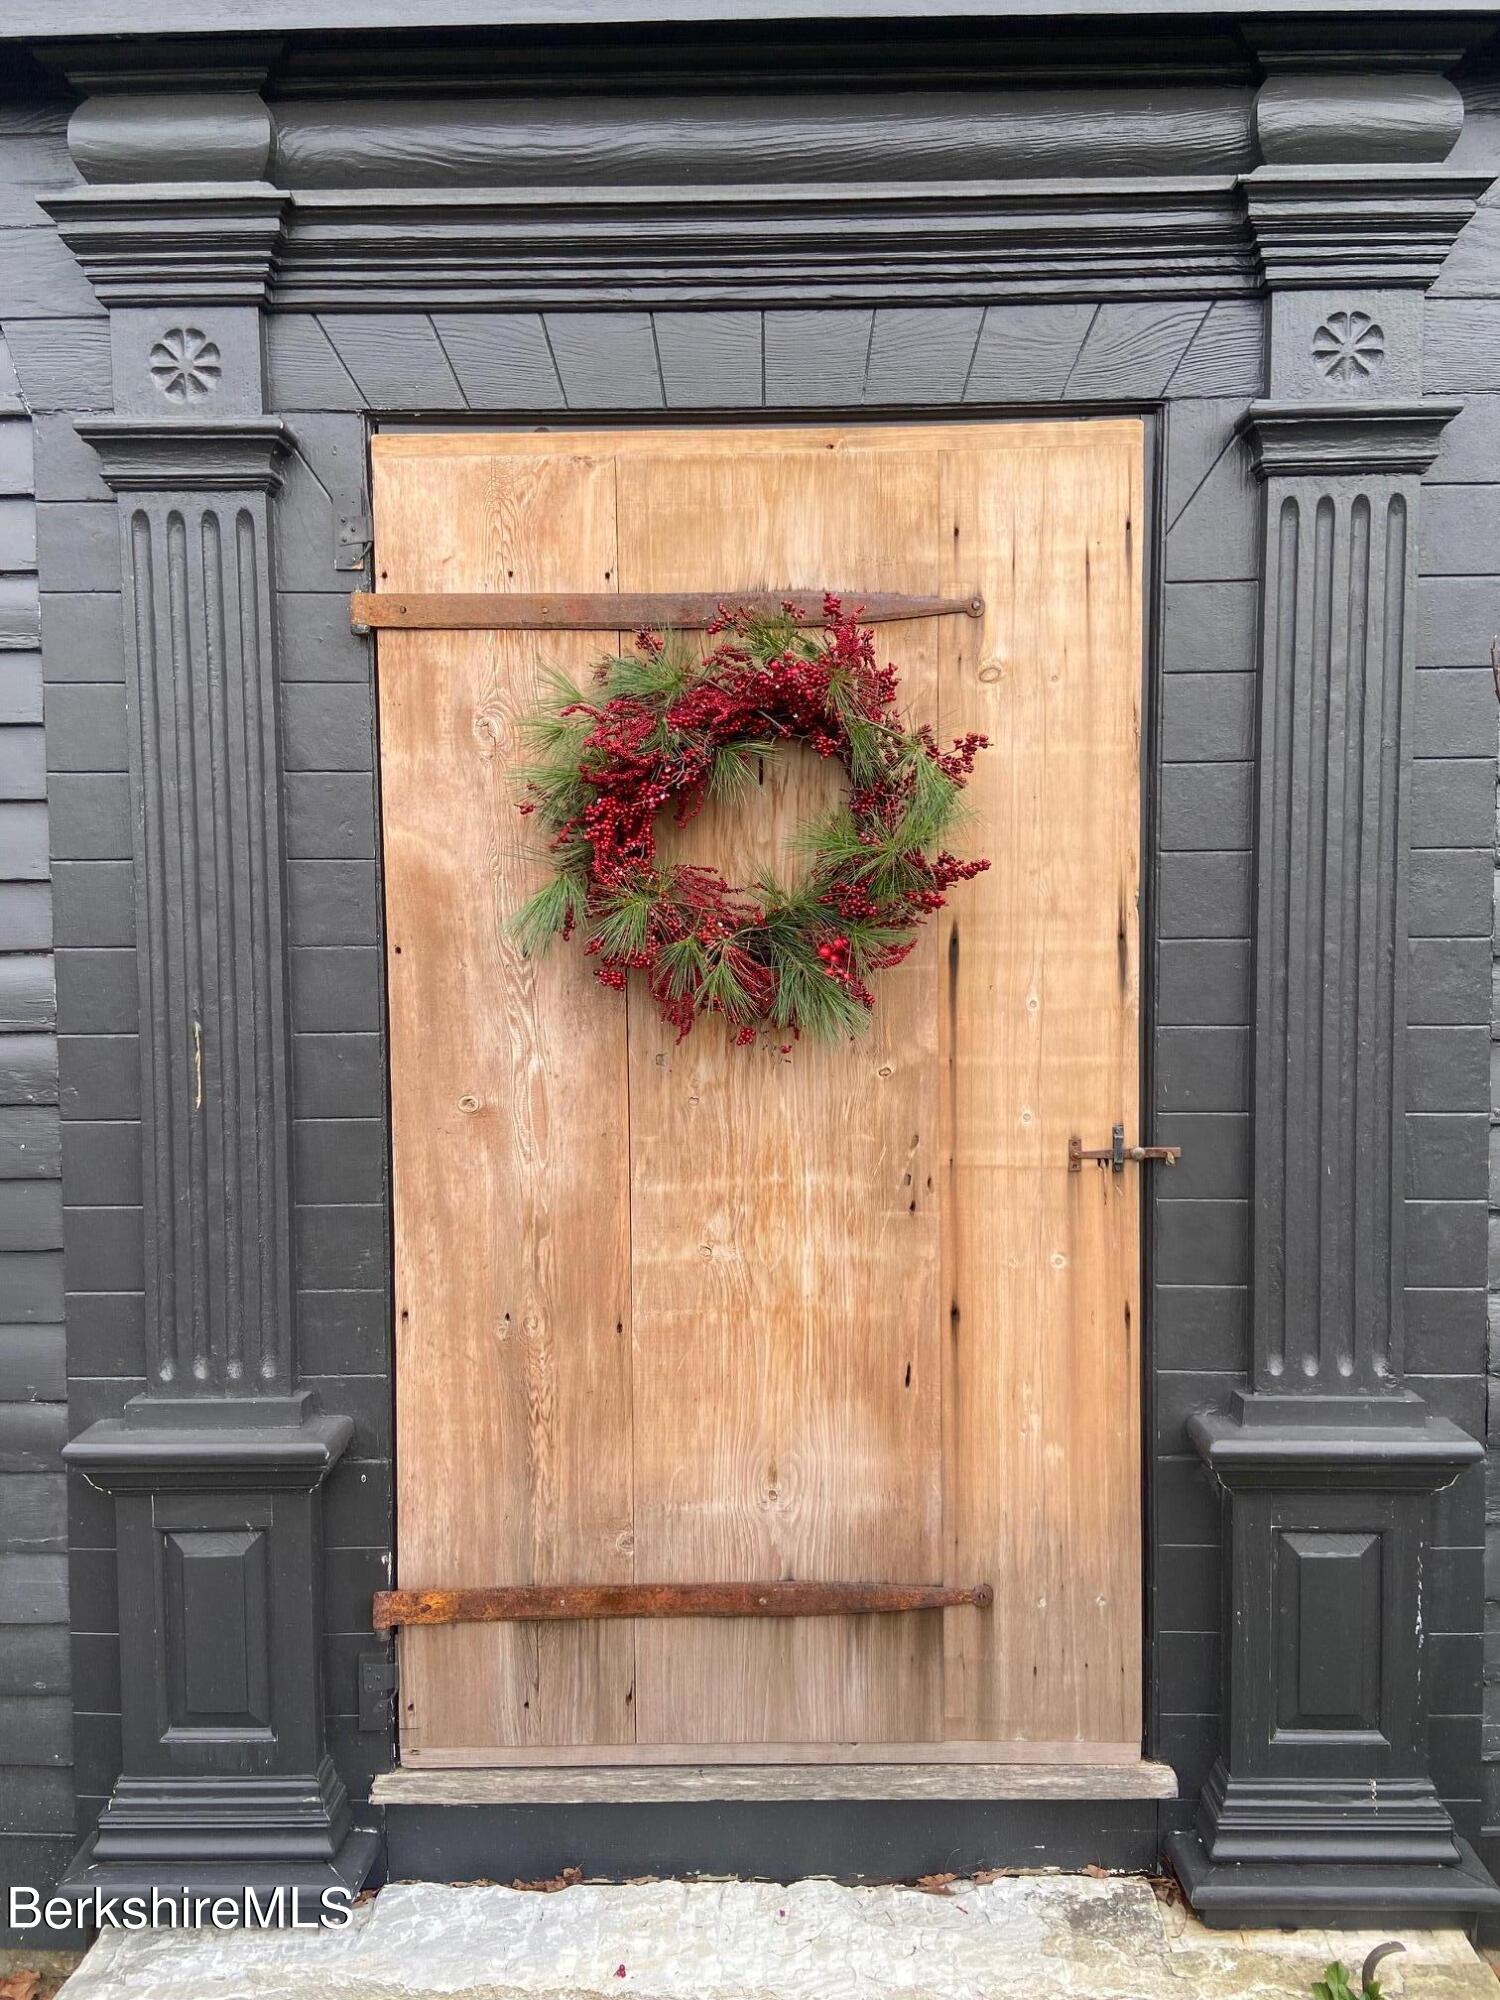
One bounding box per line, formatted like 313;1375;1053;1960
1169;1829;1500;1929
1173;1402;1497;1929
59;1409;375;1916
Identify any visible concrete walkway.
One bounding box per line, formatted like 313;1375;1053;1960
56;1875;1500;2000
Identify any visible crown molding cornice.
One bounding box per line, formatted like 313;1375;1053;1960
44;184;289;307
43;164;1494;312
278;178;1254;307
48;176;1252;309
1236;399;1463;478
1243;164;1492;288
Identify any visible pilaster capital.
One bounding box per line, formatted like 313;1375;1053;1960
1235;398;1462;478
75;416;293;492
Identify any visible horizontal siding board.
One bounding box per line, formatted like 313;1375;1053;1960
0;1252;63;1323
0;1032;56;1106
0;955;52;1031
0;1328;64;1408
0;800;49;880
0;1764;75;1835
0;1105;61;1180
0;1695;71;1767
0;1472;65;1554
0;1620;69;1693
0;574;40;650
0;1553;66;1625
0;1183;62;1252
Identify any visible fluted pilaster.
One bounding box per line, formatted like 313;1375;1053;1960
80;420;297;1408
1240;404;1456;1413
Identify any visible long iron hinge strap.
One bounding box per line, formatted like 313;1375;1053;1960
372;1581;993;1630
349;590;984;634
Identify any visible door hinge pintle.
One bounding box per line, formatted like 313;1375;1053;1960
358;1649;397;1732
1068;1125;1182;1173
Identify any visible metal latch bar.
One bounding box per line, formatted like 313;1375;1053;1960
1068;1125;1182;1174
373;1580;993;1630
349;589;984;635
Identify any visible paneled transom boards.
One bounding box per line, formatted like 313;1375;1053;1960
373;419;1145;1767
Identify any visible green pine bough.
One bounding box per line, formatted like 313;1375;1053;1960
509;598;990;1046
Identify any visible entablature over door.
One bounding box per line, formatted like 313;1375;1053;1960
36;24;1495;314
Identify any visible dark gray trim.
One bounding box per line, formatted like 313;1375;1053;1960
8;0;1500;32
1167;87;1500;1917
383;1800;1164;1886
76;416;295;1402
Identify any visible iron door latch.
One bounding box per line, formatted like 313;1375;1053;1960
1068;1125;1182;1173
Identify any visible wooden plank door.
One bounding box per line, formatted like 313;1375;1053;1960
373;419;1144;1766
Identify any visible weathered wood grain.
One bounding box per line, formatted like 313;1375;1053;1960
374;440;636;1756
375;418;1144;1764
937;427;1143;1744
374;1757;1178;1802
617;427;945;1748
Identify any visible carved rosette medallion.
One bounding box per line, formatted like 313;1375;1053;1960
1311;310;1385;387
148;326;223;403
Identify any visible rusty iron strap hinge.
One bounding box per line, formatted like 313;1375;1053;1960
372;1580;993;1630
348;590;984;635
1068;1126;1182;1174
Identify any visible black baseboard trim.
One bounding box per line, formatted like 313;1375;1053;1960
383;1800;1162;1885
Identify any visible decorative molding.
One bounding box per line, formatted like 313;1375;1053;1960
75;418;296;1403
283;180;1259;307
1251;472;1413;1400
147;325;223;402
43;185;289;307
59;392;366;1907
66;1409;353;1484
1171;369;1495;1923
1243;166;1490;289
1236;398;1461;477
1310;308;1384;384
69;89;275;184
1169;1410;1492;1924
41;164;1494;312
60;1416;374;1906
76;415;291;489
49;177;1259;308
1188;1403;1483;1485
1252;70;1463;166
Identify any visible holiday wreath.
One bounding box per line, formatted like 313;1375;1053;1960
510;598;990;1044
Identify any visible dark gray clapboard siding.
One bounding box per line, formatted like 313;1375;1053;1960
0;79;70;1931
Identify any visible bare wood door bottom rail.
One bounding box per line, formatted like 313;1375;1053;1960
373;1582;995;1630
350;590;985;632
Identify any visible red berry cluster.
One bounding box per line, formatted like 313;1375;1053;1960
520;600;990;1043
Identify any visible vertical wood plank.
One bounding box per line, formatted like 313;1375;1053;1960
374;443;636;1752
939;430;1144;1744
617;438;945;1746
